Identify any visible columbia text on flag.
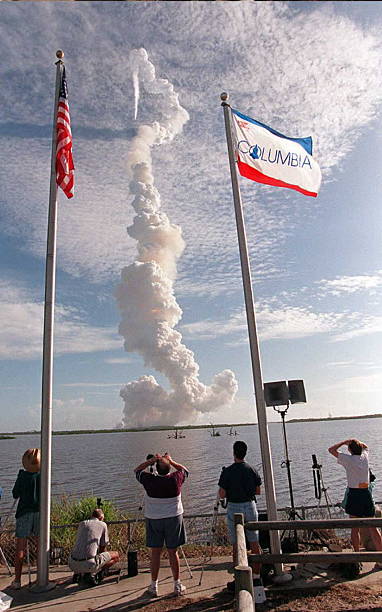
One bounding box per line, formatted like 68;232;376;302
231;109;321;197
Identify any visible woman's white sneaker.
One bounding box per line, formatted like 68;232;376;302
174;582;186;596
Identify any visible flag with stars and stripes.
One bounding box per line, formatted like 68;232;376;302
56;66;74;198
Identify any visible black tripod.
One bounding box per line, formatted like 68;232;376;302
273;402;301;551
312;454;333;517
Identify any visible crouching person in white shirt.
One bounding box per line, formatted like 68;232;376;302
68;508;120;585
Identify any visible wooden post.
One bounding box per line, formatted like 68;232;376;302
234;566;254;599
238;589;255;612
235;514;248;567
234;514;255;609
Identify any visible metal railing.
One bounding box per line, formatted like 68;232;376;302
0;511;230;570
1;501;379;572
247;516;382;566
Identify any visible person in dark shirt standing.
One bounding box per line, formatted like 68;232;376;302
218;440;262;590
10;448;41;589
134;452;188;597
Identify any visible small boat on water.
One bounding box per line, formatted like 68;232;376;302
167;428;185;439
210;425;220;437
227;427;238;436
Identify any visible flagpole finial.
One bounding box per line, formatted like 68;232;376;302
56;50;64;60
220;92;230;107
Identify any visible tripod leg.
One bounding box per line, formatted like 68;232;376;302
199;496;220;585
198;544;210;586
180;546;192;579
0;546;12;576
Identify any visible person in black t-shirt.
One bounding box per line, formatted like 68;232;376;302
218;441;262;581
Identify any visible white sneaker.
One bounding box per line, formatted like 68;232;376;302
146;583;158;597
174;582;186;596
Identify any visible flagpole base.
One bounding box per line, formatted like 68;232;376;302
29;581;56;593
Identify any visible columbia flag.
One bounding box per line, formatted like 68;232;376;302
231;109;321;197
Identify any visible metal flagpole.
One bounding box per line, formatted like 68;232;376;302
220;92;283;569
32;51;65;592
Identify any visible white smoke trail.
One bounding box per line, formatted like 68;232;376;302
116;48;238;427
132;70;139;121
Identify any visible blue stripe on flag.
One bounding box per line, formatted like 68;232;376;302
232;109;313;156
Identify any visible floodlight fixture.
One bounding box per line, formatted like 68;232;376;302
288;380;306;404
263;379;306;407
263;381;289;407
263;377;306;545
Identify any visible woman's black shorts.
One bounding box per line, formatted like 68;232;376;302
345;488;375;518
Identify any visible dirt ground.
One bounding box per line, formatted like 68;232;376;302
119;583;382;612
266;583;382;611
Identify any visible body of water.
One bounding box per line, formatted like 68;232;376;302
1;418;381;520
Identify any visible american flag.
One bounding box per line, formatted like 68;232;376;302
56;66;74;199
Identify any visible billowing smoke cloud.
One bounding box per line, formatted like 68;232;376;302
115;49;238;427
132;70;139;121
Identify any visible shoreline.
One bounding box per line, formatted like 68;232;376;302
1;413;381;437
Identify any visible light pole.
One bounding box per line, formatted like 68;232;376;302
264;380;306;550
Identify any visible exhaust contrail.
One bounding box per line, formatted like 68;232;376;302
115;48;238;427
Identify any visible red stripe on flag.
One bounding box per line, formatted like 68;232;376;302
237;159;318;198
56;97;74;199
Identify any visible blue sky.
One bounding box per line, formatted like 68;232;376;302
1;1;382;431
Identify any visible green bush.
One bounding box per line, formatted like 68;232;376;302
50;495;128;562
51;495;123;526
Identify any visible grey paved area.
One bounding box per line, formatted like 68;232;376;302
0;556;233;611
1;556;382;611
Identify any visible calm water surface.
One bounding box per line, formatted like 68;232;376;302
1;418;381;518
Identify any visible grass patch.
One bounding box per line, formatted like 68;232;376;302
50;495;130;563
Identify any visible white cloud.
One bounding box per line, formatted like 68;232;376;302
324;371;382;394
326;361;354;368
0;281;121;360
318;272;382;296
1;3;381;290
326;360;380;369
53;397;121;430
182;306;343;343
258;307;339;341
182;300;382;346
191;394;257;427
332;315;382;342
103;357;134;365
181;311;247;340
59;382;123;388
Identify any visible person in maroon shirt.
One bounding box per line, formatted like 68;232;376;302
134;452;189;597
